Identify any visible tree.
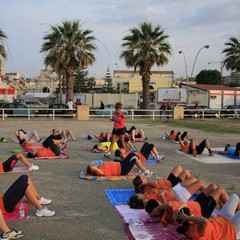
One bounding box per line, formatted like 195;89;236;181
0;28;7;59
222;35;240;72
40;20;97;102
196;69;222;85
120;22;172;109
103;66;114;93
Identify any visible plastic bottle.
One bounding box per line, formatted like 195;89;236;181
19;202;25;219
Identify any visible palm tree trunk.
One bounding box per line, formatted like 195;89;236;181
66;66;74;102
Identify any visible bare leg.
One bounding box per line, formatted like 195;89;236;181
119;134;126;150
109;134;117;152
185;180;207;195
139;129;145;138
134;160;147;172
0;210;11;234
178;169;191;181
151;147;159;158
16;153;33;168
205;139;212;151
131;129;136;142
171;165;183;177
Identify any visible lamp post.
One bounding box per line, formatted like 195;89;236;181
190;45;210;78
179;50;189;104
178;51;188;86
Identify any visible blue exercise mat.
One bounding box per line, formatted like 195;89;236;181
104;188;135;205
216;151;239;159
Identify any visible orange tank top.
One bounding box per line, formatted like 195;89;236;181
169;134;177;141
185;215;236;240
135;152;146;163
0;163;4;173
99;162;121;176
37;148;56;157
181;143;190;153
155;179;172;189
113;113;125;129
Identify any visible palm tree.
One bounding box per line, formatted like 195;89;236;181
40;20;97;102
222;35;240;72
120;22;172;109
0;28;8;74
0;28;7;59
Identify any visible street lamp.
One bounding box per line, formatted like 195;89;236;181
190;45;210;78
178;51;188;86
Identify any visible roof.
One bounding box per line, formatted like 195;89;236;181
188;84;239;91
22;92;56;98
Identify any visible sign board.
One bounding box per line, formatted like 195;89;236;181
157;88;187;103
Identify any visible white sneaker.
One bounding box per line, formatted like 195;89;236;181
36;207;55;217
157;154;166;161
93;149;100;153
28;164;39;171
72;137;77;141
104;152;111;158
39;197;52;205
143;169;153;176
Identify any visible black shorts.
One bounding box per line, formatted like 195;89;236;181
2;155;19;172
112;127;126;136
195;193;217;218
167;173;182;187
120;152;138;175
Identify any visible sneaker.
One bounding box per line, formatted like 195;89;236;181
104;152;111;158
209;149;216;156
28;164;39;171
72;137;77;141
92;148;100;153
39;196;51;205
157;154;166;160
142;169;154;176
36;207;55;217
1;228;24;239
0;137;7;143
130;146;137;152
37;137;42;143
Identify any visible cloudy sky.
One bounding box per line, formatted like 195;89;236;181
0;0;239;79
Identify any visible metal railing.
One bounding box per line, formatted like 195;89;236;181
0;107;239;120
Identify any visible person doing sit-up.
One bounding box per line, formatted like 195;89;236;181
87;152;153;176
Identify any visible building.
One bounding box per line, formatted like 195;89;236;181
112;70;174;93
186;84;240;108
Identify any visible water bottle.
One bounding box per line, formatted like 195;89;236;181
19;202;25;219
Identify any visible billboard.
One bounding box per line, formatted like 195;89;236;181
157;88;187;103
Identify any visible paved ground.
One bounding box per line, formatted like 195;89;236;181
0;118;239;240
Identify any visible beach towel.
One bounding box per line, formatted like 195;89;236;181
105;189;134;205
114;204;189;240
176;149;240;164
0;166;30;174
3;200;29;221
35;152;69;160
79;171;139;181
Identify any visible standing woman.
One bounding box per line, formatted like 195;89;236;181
104;102;127;158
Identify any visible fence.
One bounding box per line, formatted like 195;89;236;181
0;107;239;120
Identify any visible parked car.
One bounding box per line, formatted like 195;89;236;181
184;104;218;118
13;99;48;114
95;104;129;116
220;104;240;118
0;103;35;117
48;103;70;117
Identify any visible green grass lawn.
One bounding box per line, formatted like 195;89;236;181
124;118;240;134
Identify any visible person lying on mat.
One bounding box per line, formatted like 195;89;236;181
0;175;55;220
115;142;164;162
94;131;111;142
218;142;240;157
0;153;39;172
46;128;76;142
0;208;24;239
174;194;240;240
179;138;216;156
20;138;66;158
15;129;42;143
124;125;147;142
128;177;207;209
92;136;136;153
132;165;191;193
165;130;189;142
86;152;154;176
145;183;234;223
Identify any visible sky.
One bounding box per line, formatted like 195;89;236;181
0;0;239;79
